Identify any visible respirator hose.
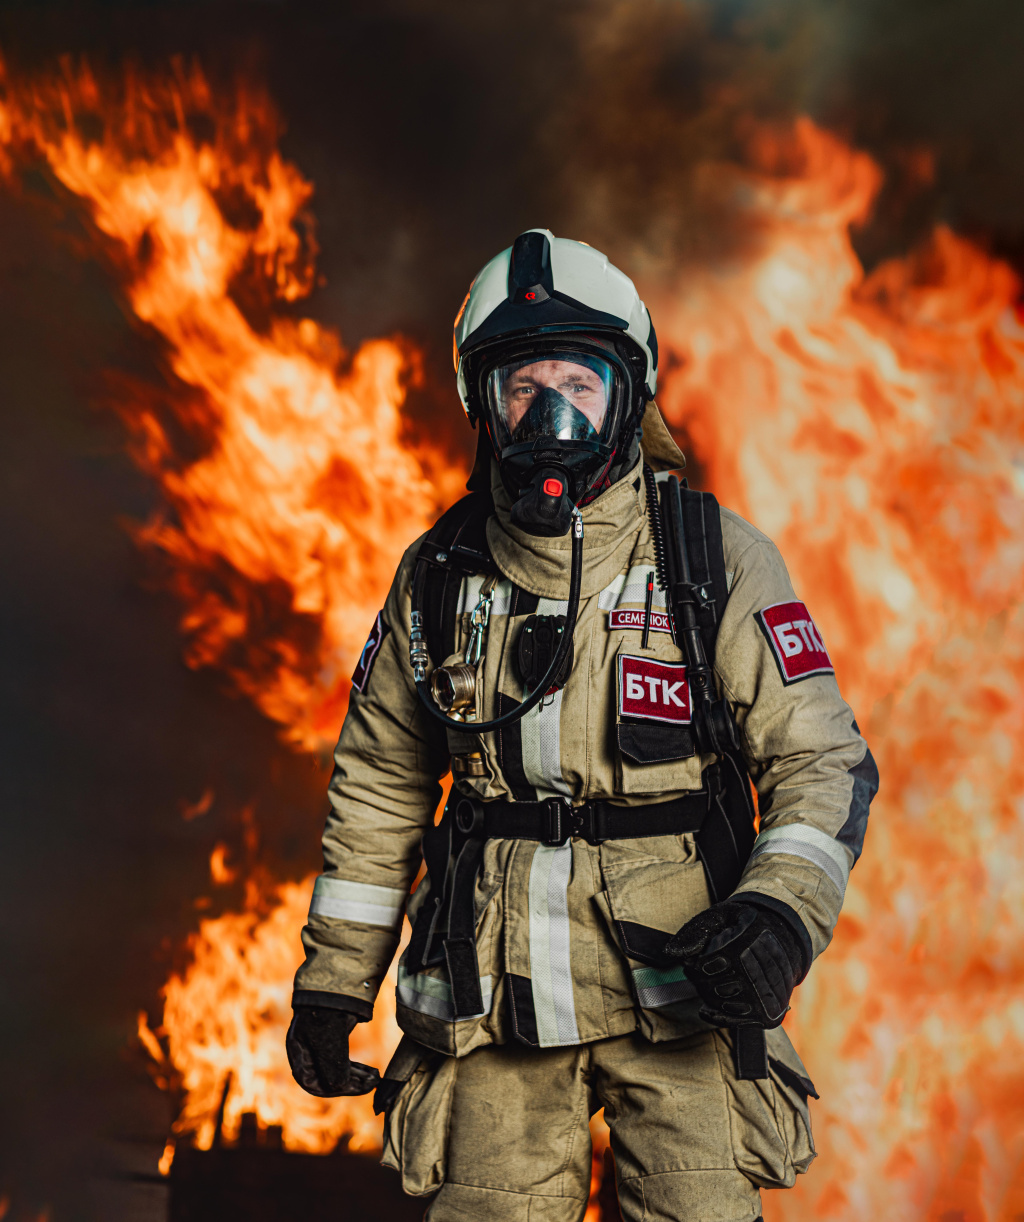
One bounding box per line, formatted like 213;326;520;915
412;509;583;733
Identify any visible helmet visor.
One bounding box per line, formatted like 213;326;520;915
485;351;622;451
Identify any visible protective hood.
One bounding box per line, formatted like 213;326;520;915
486;453;648;601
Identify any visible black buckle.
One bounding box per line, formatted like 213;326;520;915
672;579;715;613
543;800;601;845
586;804;607;845
543;798;569;845
454;797;485;836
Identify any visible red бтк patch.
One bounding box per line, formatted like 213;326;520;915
617;655;692;724
608;608;671;634
756;601;833;684
351;611;390;693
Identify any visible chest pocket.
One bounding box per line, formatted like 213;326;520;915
613;644;704;794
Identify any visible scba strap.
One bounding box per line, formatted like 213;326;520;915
413;489;497;667
665;483;756;907
672;483;763;1081
679;484;730;663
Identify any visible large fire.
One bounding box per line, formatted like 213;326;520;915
0;56;461;752
651;120;1024;1222
3;57;1024;1222
0;54;459;1172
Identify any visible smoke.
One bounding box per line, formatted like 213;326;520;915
537;0;1024;271
1;1;1023;1218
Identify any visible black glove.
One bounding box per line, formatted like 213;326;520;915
287;1007;381;1097
664;900;807;1029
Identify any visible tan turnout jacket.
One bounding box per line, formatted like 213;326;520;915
294;440;875;1059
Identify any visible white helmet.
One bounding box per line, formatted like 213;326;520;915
453;230;659;534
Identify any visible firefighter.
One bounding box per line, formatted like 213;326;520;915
288;229;878;1222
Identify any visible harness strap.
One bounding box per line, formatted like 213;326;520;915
433;790;711;1019
413;490;497;666
444;838;488;1019
679;486;764;1079
677;487;757;903
403;815;453;972
733;1025;770;1081
452;791;709;846
679;486;729;662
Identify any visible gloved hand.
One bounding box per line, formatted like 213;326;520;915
664;900;807;1029
287;1007;381;1097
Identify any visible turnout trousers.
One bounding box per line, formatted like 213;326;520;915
384;1027;816;1222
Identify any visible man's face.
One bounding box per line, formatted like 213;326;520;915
502;359;610;436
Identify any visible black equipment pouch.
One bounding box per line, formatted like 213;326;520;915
517;614;573;694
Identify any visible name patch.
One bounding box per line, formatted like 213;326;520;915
352;611;390;693
618;655;692;724
608;608;672;634
756;601;833;684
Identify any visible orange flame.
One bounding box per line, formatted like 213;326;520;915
4;52;1024;1221
157;1139;175;1177
209;843;238;885
155;878;405;1153
0;55;461;1167
0;55;463;752
653;118;1024;1222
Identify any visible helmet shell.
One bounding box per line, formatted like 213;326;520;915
454;229;658;421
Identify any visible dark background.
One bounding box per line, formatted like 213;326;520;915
1;1;1022;1217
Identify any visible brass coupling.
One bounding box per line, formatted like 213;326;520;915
430;662;477;715
451;753;487;777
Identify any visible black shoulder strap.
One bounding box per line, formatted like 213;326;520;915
679;488;729;665
679;487;765;1080
680;487;757;898
414;490;497;665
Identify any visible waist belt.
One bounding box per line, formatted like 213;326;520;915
450;791;709;846
405;789;711;1023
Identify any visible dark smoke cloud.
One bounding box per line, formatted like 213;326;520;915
0;1;1021;1217
541;0;1024;273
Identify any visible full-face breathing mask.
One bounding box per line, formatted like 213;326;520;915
480;340;633;536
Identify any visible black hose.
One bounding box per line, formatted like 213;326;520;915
414;509;584;733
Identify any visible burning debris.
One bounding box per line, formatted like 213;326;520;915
139;876;400;1157
2;51;1024;1222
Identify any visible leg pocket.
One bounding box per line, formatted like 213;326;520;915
381;1053;458;1197
715;1028;817;1190
765;1025;817;1175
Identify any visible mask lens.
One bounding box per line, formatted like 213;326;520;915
486;353;617;448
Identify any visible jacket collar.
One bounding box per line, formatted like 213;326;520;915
486;457;647;600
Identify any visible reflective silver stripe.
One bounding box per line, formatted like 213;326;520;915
457;574;485;616
458;575;514;618
396;967;493;1022
632;964;697;1009
521;685;570;798
309;877;406;928
528;843;580;1047
520;596;571;799
598;565;669;612
749;824;851;895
